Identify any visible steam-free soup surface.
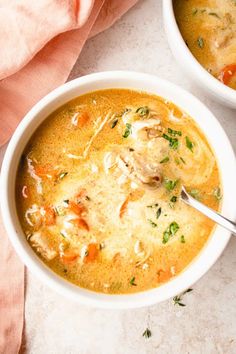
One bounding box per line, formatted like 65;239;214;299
16;89;221;294
174;0;236;89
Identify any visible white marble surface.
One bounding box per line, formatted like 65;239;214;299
1;0;236;353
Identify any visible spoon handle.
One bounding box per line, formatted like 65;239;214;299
181;187;236;236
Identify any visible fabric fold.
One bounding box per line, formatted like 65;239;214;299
0;1;139;352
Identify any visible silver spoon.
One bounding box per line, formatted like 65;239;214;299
181;186;236;236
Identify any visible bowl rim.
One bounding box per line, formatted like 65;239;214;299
162;0;236;106
1;70;236;309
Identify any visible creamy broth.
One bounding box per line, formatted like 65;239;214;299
16;89;221;294
174;0;236;89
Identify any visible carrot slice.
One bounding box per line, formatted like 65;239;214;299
34;164;58;179
157;269;172;283
43;206;56;226
218;64;236;86
60;250;78;264
70;218;89;231
69;201;87;216
84;243;98;263
78;112;90;127
76;189;87;200
119;196;129;218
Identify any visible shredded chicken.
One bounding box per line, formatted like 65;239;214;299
30;230;57;260
117;148;162;190
131;118;162;141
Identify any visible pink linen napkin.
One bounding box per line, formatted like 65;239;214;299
0;0;138;352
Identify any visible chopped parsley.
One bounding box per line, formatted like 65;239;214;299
136;106;149;117
164;179;178;192
156;207;162;219
185;136;194;152
180;235;186;243
142;328;152;339
162;221;180;244
168;128;182;136
160;156;170;164
192;8;198;15
148;219;158;228
163;133;179;150
130;276;137;286
213;187;222;200
173;288;193;306
123;123;132;138
110;118;118;129
63;199;69;204
197;36;204;49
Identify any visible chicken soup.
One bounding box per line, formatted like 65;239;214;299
174;0;236;90
16;89;221;294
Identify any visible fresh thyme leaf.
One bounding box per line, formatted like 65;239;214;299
148;219;158;228
130;276;137;286
142;328;152;339
163;134;179;150
163;231;170;244
180;156;186;164
197;36;204;48
59;172;68;180
85;195;91;201
111;118;118;129
170;138;179;150
160;156;170;164
164;179;178;191
192;8;198;15
208;12;220;18
136;106;149;117
60;231;66;238
173;288;193;306
168;128;182;136
170;196;177;203
147;203;159;208
189;189;200;199
170;222;179;234
156;207;162;219
184;288;193;294
63;199;69;204
213;187;222;200
180;235;186;243
123;123;132;138
162;221;179;244
185;136;194;152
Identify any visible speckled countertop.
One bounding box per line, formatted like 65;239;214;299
1;0;236;353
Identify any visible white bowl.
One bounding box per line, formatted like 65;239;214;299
1;71;236;309
163;0;236;109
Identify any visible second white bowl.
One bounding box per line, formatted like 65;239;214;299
163;0;236;109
